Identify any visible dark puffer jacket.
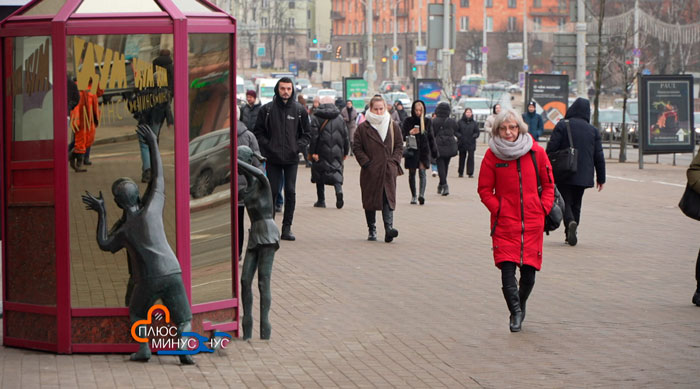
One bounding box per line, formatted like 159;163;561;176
430;102;459;158
401;100;437;169
253;79;310;165
456;114;480;152
240;101;262;133
546;98;606;188
309;104;349;185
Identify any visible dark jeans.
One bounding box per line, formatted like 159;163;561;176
500;262;536;290
437;156;452;186
558;184;586;232
267;163;298;227
458;148;475;176
316;182;342;201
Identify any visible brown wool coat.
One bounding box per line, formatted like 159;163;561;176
352;120;404;211
688;151;700;194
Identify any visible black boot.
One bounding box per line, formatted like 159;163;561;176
693;289;700;307
409;172;417;204
336;192;344;209
281;224;296;241
314;183;326;208
441;184;449;196
68;151;78;172
519;280;534;322
502;285;523;332
365;210;377;241
74;154;87;172
437;184;443;195
382;208;399;243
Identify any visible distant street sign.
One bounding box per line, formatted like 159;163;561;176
326;44;332;51
256;44;265;57
523;64;529;71
481;46;488;54
289;62;298;76
391;46;399;54
415;46;427;65
392;54;399;61
315;52;322;60
507;42;523;60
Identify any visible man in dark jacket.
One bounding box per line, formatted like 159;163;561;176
546;98;606;246
522;101;544;141
253;77;310;241
309;95;350;209
456;107;480;178
394;100;408;124
431;102;459;196
241;90;262;133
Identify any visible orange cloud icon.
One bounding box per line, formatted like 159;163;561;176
131;304;171;343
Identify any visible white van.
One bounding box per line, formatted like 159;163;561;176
236;76;245;105
257;78;278;105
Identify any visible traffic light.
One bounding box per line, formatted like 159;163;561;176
412;66;417;72
312;37;318;44
335;45;342;59
381;57;387;63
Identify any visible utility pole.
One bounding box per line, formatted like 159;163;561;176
482;2;488;81
632;0;640;98
393;1;398;82
522;0;528;73
417;0;423;78
442;0;450;89
575;0;586;97
366;0;376;91
257;16;262;72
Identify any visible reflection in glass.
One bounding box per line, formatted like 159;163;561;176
171;0;215;13
75;0;163;14
22;0;66;16
68;34;176;308
189;34;232;304
11;36;53;141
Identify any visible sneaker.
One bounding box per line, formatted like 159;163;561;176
566;221;578;246
431;170;438;177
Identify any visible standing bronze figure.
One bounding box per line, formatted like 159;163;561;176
237;145;280;340
82;125;194;365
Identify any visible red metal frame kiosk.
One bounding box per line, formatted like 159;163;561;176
1;0;239;354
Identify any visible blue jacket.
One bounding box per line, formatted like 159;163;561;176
522;111;544;141
546;98;606;188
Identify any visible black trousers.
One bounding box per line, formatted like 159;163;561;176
437;156;452;186
558;183;586;232
316;182;342;201
267;163;298;227
696;248;700;290
500;262;536;290
457;148;475;176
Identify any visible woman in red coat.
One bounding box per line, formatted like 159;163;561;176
477;108;555;332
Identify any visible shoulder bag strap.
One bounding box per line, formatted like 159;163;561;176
565;120;574;148
312;119;330;155
529;150;543;197
390;123;395;151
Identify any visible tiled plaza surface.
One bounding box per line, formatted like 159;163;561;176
1;141;699;388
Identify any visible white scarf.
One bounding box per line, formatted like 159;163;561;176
366;111;391;141
488;133;533;161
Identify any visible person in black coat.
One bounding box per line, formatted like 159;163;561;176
431;102;459;196
401;100;437;205
546;98;606;246
456;107;480;178
395;100;409;124
241;90;262;135
309;95;350;209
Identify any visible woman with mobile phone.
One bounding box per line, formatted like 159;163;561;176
401;100;437;205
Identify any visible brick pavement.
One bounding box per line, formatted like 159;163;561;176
2;144;700;388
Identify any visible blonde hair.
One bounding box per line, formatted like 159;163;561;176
491;108;528;137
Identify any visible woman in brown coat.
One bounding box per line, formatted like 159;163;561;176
353;96;404;242
687;152;700;306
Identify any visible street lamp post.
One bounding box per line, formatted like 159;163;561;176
366;0;376;91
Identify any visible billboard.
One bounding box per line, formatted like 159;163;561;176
525;73;569;133
343;77;368;110
414;78;443;115
639;75;695;154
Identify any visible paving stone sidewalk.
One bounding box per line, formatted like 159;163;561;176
1;149;699;388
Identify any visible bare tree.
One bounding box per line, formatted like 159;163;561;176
265;1;295;69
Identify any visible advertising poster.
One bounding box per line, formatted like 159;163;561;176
344;77;368;110
525;73;569;133
639;75;695;153
414;78;443;115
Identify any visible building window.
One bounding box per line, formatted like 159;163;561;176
289;1;295;9
533;0;541;7
508;0;516;8
559;0;566;10
262;0;269;7
460;0;469;7
507;16;517;32
288;17;295;28
486;16;493;32
486;0;493;8
262;16;268;27
533;16;541;31
460;16;469;31
307;10;311;19
559;17;566;31
288;38;295;45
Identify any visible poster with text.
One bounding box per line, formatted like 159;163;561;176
344;77;368;110
640;75;694;153
414;78;443;115
525;73;569;133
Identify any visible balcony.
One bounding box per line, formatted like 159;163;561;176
331;11;345;20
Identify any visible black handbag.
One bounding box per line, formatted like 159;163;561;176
548;120;578;181
530;151;565;234
679;185;700;221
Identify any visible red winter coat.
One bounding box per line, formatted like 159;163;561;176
477;140;555;270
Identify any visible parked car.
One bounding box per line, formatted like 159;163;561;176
597;108;636;142
256;78;278;105
296;78;311;91
452;84;479;100
330;81;343;96
378;80;407;93
189;128;231;199
495;80;511;89
479;84;512;110
317;88;338;99
382;91;411;107
507;83;522;94
300;87;319;103
613;98;638;122
453;98;492;127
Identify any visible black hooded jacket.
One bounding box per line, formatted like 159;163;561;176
253;79;310;164
309;104;349;185
546;98;606;188
430;102;459;158
401;100;437;169
456;113;480;151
